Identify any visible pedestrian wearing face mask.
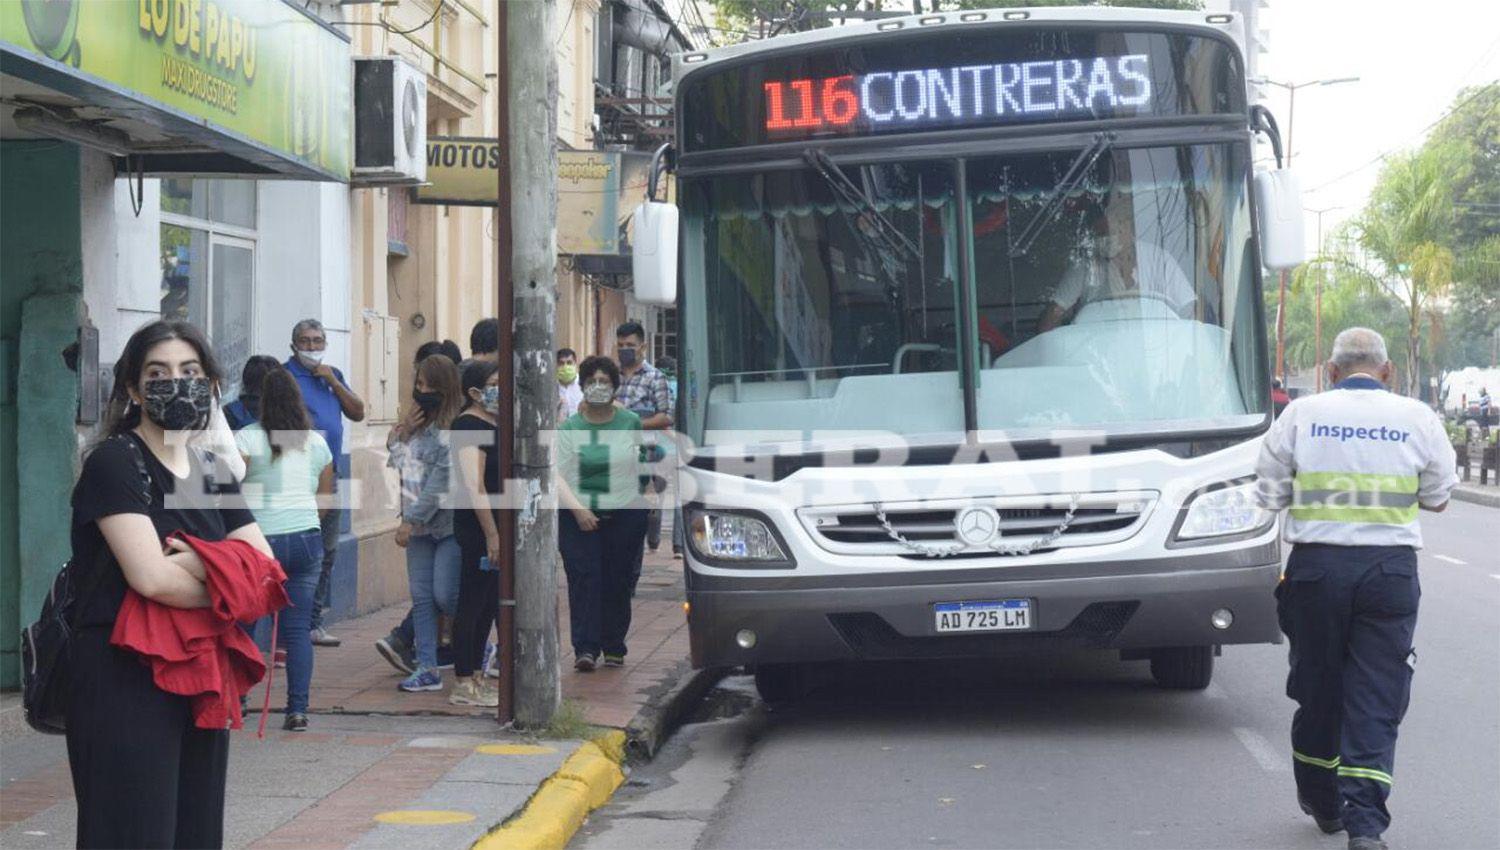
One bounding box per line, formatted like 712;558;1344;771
223;356;281;431
285;319;366;648
614;323;674;589
557;347;583;419
449;359;503;706
67;320;274;848
555;356;647;671
386;355;464;693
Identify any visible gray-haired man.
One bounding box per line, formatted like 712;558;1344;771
286;318;366;645
1255;327;1456;849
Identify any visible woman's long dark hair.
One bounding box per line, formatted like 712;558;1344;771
257;366;312;460
460;359;500;412
416;355;464;429
103;320;223;437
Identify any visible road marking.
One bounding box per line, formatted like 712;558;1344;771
1233;727;1286;772
1491;574;1500;582
1432;554;1467;565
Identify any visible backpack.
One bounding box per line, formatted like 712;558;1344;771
20;437;153;735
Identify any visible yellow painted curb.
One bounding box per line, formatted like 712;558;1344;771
471;732;627;850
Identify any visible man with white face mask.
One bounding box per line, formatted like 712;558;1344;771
285;318;366;646
1037;193;1198;332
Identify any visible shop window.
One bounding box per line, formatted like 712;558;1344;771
161;179;258;395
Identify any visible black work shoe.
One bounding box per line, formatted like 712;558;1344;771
574;653;597;672
283;713;308;732
375;634;416;675
1300;798;1344;834
1348;837;1387;850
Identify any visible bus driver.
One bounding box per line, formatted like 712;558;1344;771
1036;192;1197;332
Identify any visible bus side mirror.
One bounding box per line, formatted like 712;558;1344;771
632;202;678;305
1253;169;1306;270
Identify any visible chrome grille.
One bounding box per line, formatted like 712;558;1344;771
798;493;1154;558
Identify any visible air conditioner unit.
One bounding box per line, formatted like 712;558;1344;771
353;56;427;185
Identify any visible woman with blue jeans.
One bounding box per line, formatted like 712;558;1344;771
387;355;463;692
235;365;334;731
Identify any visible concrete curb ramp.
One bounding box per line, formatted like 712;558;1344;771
473;730;627;850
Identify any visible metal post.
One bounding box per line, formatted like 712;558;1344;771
507;0;561;727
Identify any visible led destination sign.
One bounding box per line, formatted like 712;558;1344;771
678;30;1245;153
764;54;1153;137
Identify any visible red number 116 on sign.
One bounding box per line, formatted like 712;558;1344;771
764;76;860;132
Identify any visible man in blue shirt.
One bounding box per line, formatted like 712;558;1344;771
286;318;366;646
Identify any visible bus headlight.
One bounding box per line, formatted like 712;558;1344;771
687;508;794;567
1171;480;1274;543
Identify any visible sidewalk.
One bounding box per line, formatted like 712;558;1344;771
1453;479;1500;508
248;545;690;728
0;547;692;849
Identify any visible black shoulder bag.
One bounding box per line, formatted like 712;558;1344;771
20;437;153;735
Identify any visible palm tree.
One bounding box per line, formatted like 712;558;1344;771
1340;143;1461;394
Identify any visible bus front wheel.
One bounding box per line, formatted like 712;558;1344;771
1149;646;1215;690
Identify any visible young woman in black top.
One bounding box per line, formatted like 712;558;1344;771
449;359;502;707
68;320;271;849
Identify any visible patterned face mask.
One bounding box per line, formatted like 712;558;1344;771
141;377;214;431
481;386;500;414
583;382;615;405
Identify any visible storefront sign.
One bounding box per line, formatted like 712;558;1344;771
558;150;650;256
413;137;502;207
0;0;351;179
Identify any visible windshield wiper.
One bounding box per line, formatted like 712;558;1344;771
803;149;920;263
1008;132;1114;259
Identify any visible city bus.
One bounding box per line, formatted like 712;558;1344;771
631;6;1306;700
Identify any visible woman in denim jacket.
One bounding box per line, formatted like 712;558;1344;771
387;355;463;692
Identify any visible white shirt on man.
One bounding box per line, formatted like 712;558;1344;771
1051;239;1198;319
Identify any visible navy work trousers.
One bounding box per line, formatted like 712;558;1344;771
1276;543;1420;839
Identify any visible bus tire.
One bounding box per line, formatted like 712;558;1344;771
1149;646;1214;690
753;663;804;705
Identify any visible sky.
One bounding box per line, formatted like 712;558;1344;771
1255;0;1500;250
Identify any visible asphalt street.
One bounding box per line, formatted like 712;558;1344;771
577;500;1500;850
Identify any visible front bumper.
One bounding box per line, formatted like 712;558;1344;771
687;556;1282;668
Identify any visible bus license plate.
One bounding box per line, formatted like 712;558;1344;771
934;599;1031;633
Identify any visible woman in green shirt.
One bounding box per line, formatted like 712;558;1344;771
555;356;646;672
235;366;334;731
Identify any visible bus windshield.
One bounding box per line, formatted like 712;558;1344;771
681;141;1268;445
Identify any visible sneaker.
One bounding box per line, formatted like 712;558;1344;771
310;627;342;647
481;642;498;678
398;668;443;692
1299;798;1343;835
602;653;625;668
273;648;286;669
282;713;308;732
375;634;416;675
574;653;597;672
1348;838;1387;850
449;677;499;708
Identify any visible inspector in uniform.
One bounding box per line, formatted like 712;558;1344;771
1256;370;1458;847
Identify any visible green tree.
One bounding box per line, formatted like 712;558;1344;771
1425;84;1500;370
1339;142;1462;395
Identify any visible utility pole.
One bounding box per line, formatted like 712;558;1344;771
501;0;561;727
1252;75;1359;386
493;1;515;726
1308;206;1344;392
